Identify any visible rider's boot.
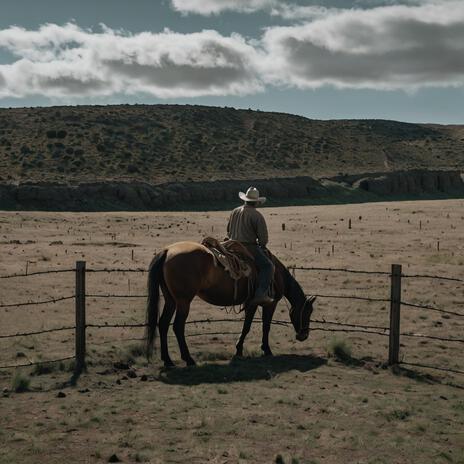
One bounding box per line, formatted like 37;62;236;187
249;292;274;306
249;272;274;306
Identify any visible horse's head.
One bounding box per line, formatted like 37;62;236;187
290;296;316;342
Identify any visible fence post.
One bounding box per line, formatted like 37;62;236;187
388;264;402;365
75;261;86;375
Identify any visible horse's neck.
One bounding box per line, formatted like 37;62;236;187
280;264;306;307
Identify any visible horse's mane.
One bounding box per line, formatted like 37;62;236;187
272;254;306;303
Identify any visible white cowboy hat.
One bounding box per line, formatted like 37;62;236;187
238;187;266;204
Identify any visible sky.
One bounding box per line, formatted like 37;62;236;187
0;0;463;124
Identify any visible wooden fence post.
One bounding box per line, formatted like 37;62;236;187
388;263;402;365
75;261;86;375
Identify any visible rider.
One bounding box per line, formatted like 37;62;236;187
226;187;274;306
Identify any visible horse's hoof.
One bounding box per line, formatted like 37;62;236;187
185;358;196;367
261;349;273;357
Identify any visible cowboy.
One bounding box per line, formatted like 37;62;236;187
226;187;274;306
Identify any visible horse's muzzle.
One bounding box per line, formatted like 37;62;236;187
296;330;309;342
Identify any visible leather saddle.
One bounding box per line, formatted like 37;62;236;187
201;237;255;281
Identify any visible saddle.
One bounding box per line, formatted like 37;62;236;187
201;237;255;280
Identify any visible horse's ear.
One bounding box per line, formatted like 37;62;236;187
307;295;317;305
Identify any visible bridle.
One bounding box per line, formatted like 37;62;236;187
290;297;313;334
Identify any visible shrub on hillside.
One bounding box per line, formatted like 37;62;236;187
127;164;139;173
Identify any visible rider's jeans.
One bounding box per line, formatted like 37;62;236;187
245;245;274;297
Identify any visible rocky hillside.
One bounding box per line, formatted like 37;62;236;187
1;104;464;185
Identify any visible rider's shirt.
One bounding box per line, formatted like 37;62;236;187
227;204;268;246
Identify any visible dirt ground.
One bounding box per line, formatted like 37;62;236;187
1;199;463;464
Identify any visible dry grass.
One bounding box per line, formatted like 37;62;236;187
1;199;464;463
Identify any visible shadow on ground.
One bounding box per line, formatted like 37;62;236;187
157;354;326;385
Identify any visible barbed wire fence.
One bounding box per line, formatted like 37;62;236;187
1;262;463;376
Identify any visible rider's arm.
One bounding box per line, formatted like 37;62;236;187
226;212;231;237
255;212;268;247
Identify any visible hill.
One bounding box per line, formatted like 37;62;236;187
1;104;464;184
0;104;463;209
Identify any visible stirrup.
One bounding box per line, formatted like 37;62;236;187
249;294;274;306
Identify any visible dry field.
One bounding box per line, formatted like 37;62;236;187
1;199;463;464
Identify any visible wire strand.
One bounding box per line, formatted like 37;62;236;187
0;326;75;339
399;361;464;376
0;269;74;279
0;295;75;309
401;300;464;318
290;265;391;276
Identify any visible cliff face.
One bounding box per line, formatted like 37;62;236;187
1;170;463;211
353;170;464;196
0;177;326;211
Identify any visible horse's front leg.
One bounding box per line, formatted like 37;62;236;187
173;299;196;366
235;304;258;357
261;302;277;356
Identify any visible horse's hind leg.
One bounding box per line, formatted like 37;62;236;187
159;289;176;368
173;299;196;366
235;304;258;357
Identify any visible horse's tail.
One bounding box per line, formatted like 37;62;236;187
145;249;167;360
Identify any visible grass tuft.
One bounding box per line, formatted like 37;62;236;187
117;343;146;366
127;343;145;359
327;337;352;362
31;360;75;375
385;409;411;421
12;372;31;393
31;362;58;376
134;452;150;463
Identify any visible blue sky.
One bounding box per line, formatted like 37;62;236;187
0;0;463;124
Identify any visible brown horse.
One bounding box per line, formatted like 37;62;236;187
145;241;316;367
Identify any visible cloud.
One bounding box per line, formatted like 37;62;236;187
0;23;263;99
171;0;278;16
1;1;464;100
260;1;464;90
170;0;335;18
170;0;452;17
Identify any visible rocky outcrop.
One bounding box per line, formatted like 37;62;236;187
353;170;464;196
1;170;463;211
0;176;328;211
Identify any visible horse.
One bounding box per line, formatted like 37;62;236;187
145;241;316;367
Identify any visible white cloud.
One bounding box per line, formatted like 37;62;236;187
171;0;278;16
0;23;263;99
170;0;454;18
260;1;464;90
170;0;336;18
1;1;464;100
